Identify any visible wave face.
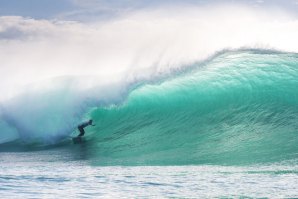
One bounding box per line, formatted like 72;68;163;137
86;50;298;165
1;50;298;165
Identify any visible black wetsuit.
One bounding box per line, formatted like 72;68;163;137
77;121;90;137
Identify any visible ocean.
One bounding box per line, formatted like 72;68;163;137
1;50;298;197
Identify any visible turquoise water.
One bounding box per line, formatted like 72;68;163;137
1;50;298;197
86;50;298;166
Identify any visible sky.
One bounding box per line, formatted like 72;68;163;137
0;0;298;20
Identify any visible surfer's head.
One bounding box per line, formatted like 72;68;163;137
89;119;93;124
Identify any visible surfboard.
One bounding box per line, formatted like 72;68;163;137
72;136;84;144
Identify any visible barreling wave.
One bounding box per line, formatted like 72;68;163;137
87;50;298;165
1;50;298;165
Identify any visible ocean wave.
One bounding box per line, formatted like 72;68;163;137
86;50;298;165
1;50;296;166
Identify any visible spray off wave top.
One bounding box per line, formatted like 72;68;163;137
0;5;298;165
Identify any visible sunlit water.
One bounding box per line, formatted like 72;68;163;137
1;149;297;198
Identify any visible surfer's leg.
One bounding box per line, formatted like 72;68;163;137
78;127;85;137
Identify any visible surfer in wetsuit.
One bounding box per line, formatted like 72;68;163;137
77;119;95;137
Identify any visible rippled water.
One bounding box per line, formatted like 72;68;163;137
1;150;297;198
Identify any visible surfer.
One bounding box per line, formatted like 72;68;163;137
77;119;95;137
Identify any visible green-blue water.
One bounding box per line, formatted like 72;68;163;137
1;50;298;166
57;50;298;166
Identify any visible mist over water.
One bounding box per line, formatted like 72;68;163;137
1;5;298;98
0;5;298;166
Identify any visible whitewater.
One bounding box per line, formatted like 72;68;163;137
1;4;298;198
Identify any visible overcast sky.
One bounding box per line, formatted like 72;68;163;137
1;0;298;20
